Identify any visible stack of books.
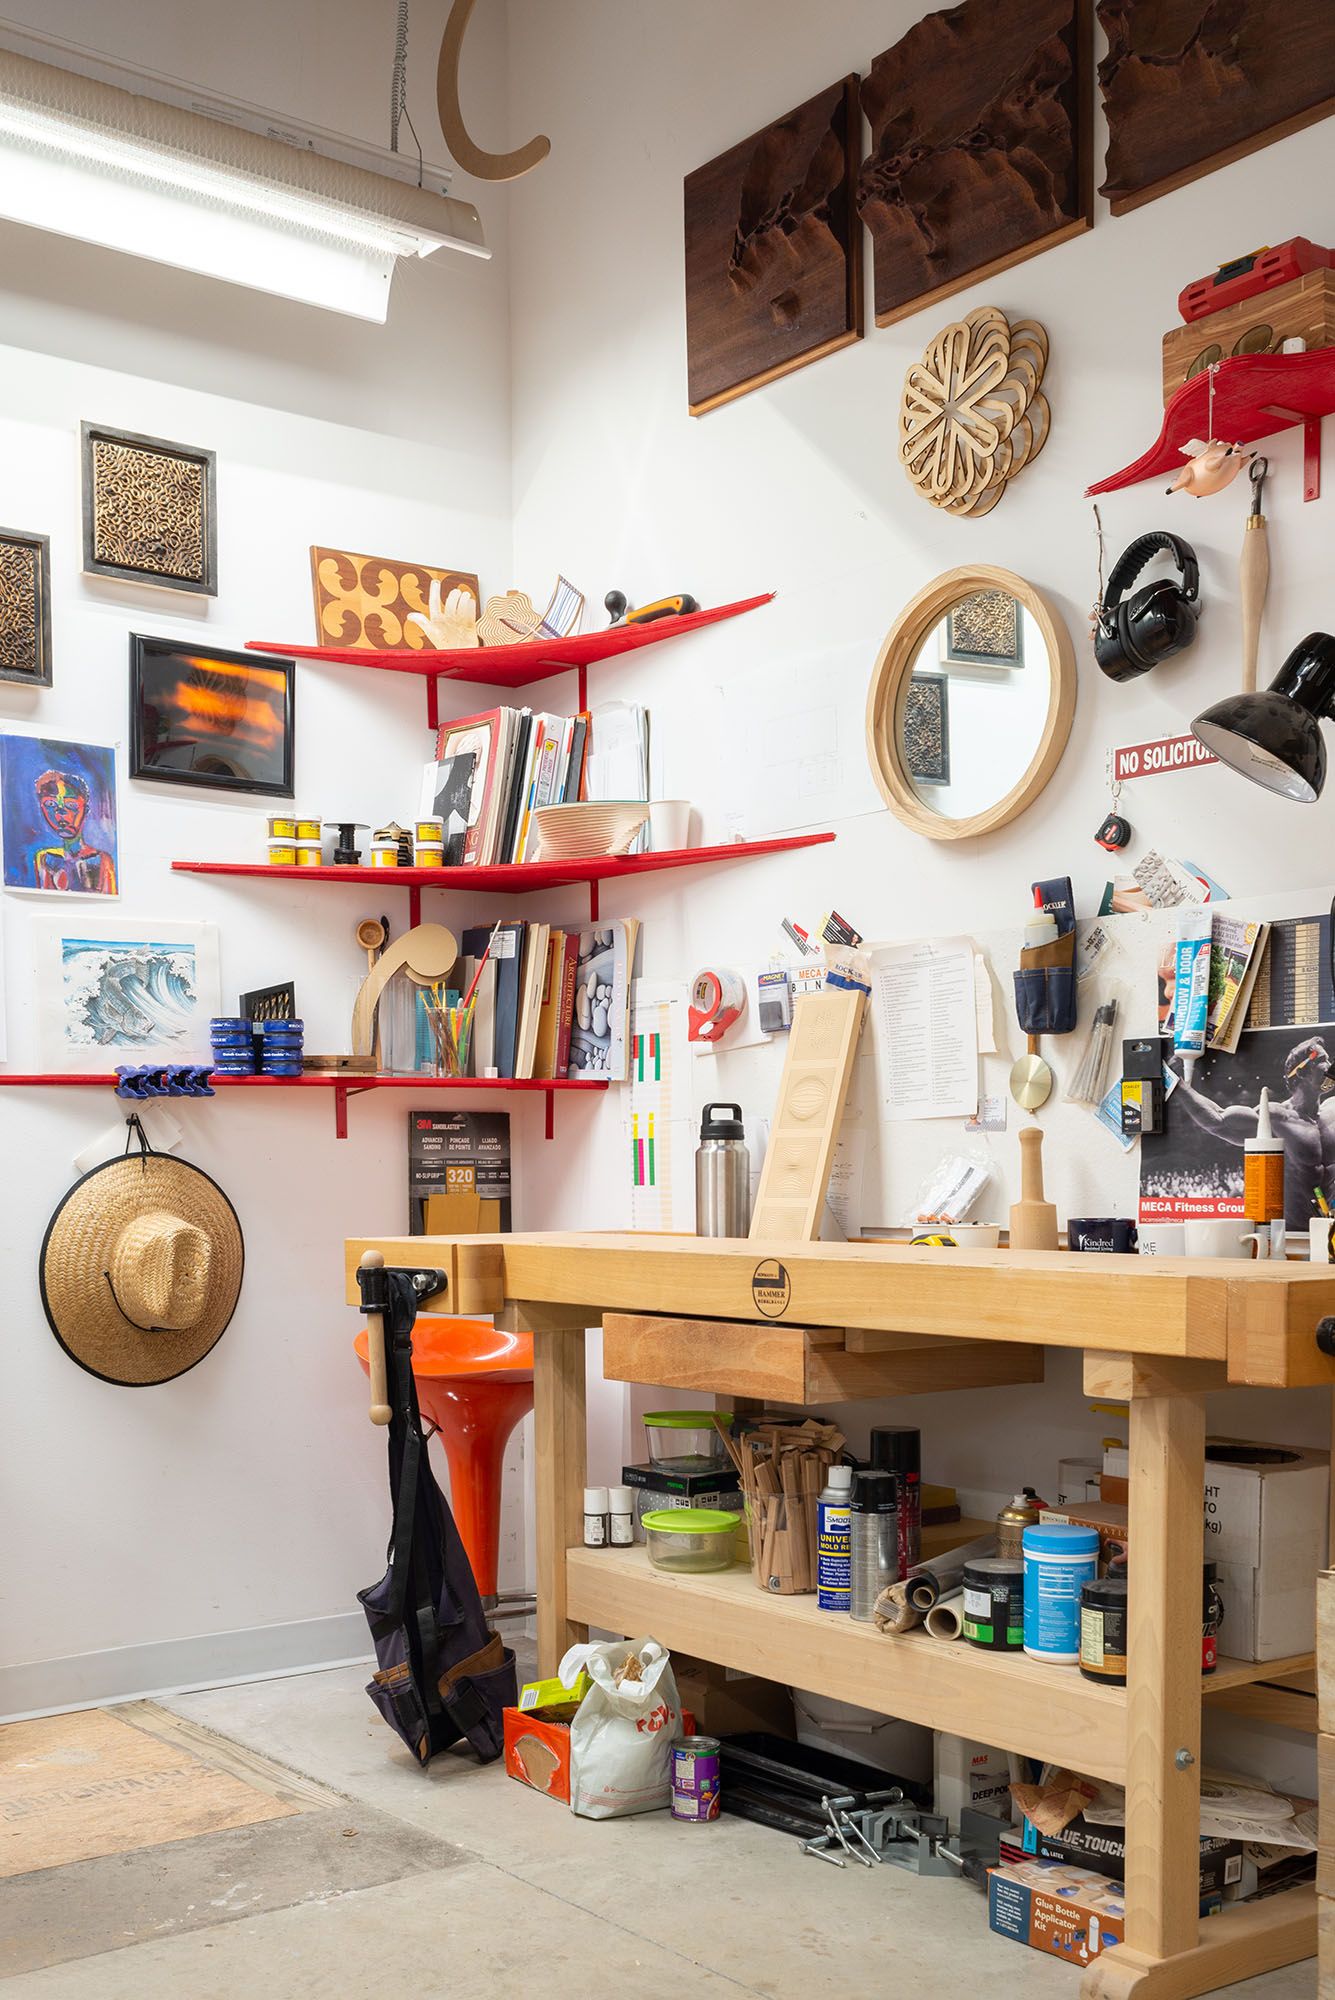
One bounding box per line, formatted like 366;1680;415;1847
456;918;639;1080
429;700;650;866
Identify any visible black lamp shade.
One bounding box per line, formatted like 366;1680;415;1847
1192;633;1335;803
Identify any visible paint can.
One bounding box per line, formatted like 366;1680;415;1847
1079;1564;1224;1684
671;1735;720;1821
267;840;297;866
294;840;323;867
995;1491;1040;1562
414;843;444;868
265;814;297;841
294;815;322;842
370;841;400;868
1022;1523;1099;1664
962;1558;1024;1650
415;818;445;845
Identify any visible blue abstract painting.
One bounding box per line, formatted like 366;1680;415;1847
0;733;119;895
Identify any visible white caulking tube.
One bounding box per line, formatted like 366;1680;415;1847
1171;905;1213;1084
904;1534;998;1609
924;1591;965;1640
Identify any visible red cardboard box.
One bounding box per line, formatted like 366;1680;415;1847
503;1706;572;1804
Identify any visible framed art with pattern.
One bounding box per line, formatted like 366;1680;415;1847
903;673;950;786
82;423;217;595
310;546;480;651
0;526;52;687
129;634;294;798
942;588;1024;669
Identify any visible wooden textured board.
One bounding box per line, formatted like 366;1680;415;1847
749;988;865;1240
1098;0;1335;216
0;1705;304;1878
310;546;480;652
858;0;1093;328
684;75;863;416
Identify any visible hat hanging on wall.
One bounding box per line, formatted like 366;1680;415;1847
1192;632;1335;803
39;1117;244;1386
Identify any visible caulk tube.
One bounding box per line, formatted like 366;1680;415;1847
1171;905;1212;1083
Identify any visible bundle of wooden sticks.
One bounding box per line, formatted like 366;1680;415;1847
716;1416;845;1595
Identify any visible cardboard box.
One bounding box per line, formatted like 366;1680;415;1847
503;1705;571;1803
988;1860;1124;1967
1038;1501;1129;1569
671;1656;794;1738
1205;1440;1328;1661
1014;1814;1242;1897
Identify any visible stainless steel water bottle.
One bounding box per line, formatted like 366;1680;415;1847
695;1101;750;1236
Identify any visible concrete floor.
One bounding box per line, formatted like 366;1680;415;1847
0;1645;1318;1999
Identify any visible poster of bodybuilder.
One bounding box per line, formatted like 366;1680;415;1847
1140;1029;1335;1227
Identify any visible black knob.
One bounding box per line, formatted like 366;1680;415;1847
604;589;628;625
1316;1317;1335;1355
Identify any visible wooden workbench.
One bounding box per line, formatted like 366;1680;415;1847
344;1232;1335;1999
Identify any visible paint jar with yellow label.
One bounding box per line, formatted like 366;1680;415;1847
294;840;323;867
371;841;400;868
267;839;297;866
415;818;444;846
414;843;444;868
266;813;297;842
294;815;322;842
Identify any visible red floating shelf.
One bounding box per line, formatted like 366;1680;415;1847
249;592;774;724
1086;350;1335;503
173;832;835;924
0;1071;605;1141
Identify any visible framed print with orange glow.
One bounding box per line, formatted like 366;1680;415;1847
129;635;295;798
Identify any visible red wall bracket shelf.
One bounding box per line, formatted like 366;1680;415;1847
173;832;835;925
0;1071;605;1140
1086;350;1335;503
247;592;774;728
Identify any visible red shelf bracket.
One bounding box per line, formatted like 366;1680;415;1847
545;1093;555;1141
1261;406;1323;501
426;677;440;734
589;880;599;922
334;1082;371;1139
408;885;422;929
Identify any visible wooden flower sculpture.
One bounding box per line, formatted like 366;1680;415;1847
900;307;1050;516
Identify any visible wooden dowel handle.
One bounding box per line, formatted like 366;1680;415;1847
1019;1125;1044;1203
360;1248;392;1426
1240;515;1269;695
1027;1033;1039;1057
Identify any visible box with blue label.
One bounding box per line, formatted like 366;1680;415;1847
988;1859;1124;1969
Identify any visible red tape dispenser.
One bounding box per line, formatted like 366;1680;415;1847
688;966;746;1045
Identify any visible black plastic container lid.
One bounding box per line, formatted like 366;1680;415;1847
699;1100;745;1140
851;1468;899;1511
869;1426;920;1480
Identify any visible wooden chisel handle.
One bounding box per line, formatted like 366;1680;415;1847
1240;512;1269;695
360;1248;392;1426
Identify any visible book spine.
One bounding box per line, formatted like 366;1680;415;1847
553;931;580;1079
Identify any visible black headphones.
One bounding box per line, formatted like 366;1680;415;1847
1095;532;1201;683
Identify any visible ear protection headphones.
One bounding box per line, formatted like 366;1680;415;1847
1095;532;1201;683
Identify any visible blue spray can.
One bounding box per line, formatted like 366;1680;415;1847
817;1464;853;1611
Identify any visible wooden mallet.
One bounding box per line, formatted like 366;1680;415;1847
1009;1125;1058;1251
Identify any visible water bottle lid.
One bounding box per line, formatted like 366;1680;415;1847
699;1101;745;1140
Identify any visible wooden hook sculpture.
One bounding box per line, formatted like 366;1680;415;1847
351;922;458;1063
437;0;550;182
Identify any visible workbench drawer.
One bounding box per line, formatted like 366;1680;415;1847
601;1314;1043;1402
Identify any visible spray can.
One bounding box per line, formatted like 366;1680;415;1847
1244;1087;1285;1255
996;1490;1041;1563
869;1426;921;1575
850;1469;900;1623
816;1464;853;1612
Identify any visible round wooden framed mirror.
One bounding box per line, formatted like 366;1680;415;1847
866;564;1076;842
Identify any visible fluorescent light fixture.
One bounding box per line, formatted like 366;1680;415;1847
0;48;488;321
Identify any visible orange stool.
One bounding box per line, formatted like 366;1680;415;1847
354;1316;534;1603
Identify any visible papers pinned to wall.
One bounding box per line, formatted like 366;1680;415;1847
871;936;979;1121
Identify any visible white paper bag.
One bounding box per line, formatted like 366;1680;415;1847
557;1636;680;1819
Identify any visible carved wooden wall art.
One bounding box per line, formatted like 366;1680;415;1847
81;424;217;595
858;0;1092;328
1099;0;1335;215
900;308;1050;516
310;547;481;651
684;76;863;416
0;526;51;687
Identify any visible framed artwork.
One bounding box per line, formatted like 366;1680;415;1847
33;915;220;1070
0;527;52;688
1098;0;1335;213
129;634;295;798
0;734;118;895
684;75;864;416
903;674;950;786
309;547;480;651
82;423;217;595
943;590;1024;668
859;0;1092;327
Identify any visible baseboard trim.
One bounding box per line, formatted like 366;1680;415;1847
2;1611;374;1722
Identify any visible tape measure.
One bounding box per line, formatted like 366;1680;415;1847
688;966;746;1044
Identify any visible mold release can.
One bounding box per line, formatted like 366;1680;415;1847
962;1558;1024;1649
671;1735;721;1822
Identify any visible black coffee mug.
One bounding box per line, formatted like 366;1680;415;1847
1068;1216;1139;1253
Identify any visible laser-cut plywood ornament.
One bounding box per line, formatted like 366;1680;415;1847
900;308;1050;517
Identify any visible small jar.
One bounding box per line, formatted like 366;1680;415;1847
266;813;297;841
583;1486;609;1548
267;840;297;867
294;815;322;842
371;842;400;868
414;843;444;869
294;840;323;867
415;817;445;846
608;1486;634;1546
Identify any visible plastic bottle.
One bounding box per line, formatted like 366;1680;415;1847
582;1486;609;1548
607;1486;634;1547
816;1464;853;1612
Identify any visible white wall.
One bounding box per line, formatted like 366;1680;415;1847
0;0;531;1711
505;0;1335;1776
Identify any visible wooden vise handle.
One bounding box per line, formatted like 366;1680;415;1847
360;1248;392;1426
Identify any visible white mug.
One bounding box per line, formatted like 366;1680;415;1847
947;1223;1002;1250
1183;1219;1254;1259
1310;1218;1335;1264
1139;1224;1186;1257
649;800;692;850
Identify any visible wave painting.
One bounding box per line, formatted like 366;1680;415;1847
60;937;200;1050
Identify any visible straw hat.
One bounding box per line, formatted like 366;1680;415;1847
40;1148;244;1386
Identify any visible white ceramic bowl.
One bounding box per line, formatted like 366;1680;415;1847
532;800;648;860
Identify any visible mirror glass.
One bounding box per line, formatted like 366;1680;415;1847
895;587;1053;819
